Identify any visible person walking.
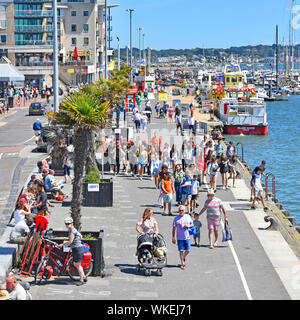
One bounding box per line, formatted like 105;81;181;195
172;205;194;269
219;153;229;190
137;145;148;180
161;172;175;216
208;155;219;192
193;213;202;247
174;164;184;205
199;189;228;249
228;154;238;188
251;167;268;211
63;156;73;183
191;174;200;213
175;111;183;136
133;110;142;133
136;208;159;235
181;173;193;214
58;217;87;286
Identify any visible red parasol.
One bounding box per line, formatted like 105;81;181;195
73;47;78;60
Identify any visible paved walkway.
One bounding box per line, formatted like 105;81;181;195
28;103;300;300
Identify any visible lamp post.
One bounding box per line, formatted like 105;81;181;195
116;36;120;70
104;0;108;79
143;33;146;68
126;8;135;85
125;45;129;66
52;0;59;112
138;27;142;72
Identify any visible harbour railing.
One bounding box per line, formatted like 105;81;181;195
264;172;276;201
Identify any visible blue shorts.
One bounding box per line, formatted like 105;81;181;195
138;162;146;167
177;239;191;251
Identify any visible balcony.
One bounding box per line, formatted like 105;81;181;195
16;61;53;67
15;10;53;17
59;61;94;66
15;25;53;33
14;0;52;3
15;40;53;45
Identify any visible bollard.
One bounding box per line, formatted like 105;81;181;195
264;216;279;231
284;216;297;226
281;210;290;217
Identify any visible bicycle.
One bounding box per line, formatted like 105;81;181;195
34;237;93;284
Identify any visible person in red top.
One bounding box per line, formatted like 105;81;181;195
161;172;175;216
151;131;161;155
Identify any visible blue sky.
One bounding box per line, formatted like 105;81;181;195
109;0;298;50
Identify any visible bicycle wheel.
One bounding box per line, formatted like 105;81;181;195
66;256;93;281
34;258;47;284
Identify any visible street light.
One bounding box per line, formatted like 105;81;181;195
116;36;120;70
138;27;142;71
126;8;135;85
52;0;59;112
143;33;146;68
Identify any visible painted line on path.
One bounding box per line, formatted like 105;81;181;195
203;175;253;300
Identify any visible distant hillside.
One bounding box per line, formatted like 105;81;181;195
120;44;300;59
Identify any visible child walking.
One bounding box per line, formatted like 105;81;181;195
193;213;202;247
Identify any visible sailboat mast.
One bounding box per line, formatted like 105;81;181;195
292;0;295;73
276;25;279;90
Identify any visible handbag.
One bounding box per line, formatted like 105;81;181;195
222;220;233;242
185;214;196;235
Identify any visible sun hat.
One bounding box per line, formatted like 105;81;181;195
207;188;215;196
64;217;73;224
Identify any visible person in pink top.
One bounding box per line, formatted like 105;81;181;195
199;189;228;249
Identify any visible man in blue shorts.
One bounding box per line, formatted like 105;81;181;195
172;205;194;270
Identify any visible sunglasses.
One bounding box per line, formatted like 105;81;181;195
179;209;185;212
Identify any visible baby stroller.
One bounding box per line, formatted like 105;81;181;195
136;233;167;276
159;108;165;119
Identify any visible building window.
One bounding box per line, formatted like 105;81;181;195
0;5;6;12
83;37;89;45
0;20;6;29
83;24;88;32
83;11;88;16
1;35;6;43
71;37;76;45
71;24;76;32
71;11;76;16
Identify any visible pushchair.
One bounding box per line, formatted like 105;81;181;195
136;233;167;276
159;108;165;119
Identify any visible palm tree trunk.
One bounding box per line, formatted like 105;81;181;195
71;126;88;231
85;130;97;174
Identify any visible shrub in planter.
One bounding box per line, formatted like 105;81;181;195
82;167;113;207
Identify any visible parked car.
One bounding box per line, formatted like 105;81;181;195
29;102;46;116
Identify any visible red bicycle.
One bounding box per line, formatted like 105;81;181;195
34;237;93;284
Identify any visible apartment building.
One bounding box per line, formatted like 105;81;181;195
0;0;107;88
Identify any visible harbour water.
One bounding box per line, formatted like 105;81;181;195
226;95;300;224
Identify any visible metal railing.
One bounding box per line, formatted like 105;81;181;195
236;142;244;161
15;0;52;3
264;172;276;201
15;25;53;32
15;40;53;45
16;61;53;67
15;10;52;17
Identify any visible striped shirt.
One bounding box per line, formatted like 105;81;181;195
204;197;224;220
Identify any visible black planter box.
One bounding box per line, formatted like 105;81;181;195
82;180;113;207
47;229;105;277
50;161;65;176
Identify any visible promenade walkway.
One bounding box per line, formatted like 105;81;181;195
28;102;299;300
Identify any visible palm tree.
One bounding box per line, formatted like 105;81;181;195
55;91;110;230
55;66;131;231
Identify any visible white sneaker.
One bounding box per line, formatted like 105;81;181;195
222;186;225;190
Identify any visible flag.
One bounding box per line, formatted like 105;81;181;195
108;60;115;70
140;59;145;66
